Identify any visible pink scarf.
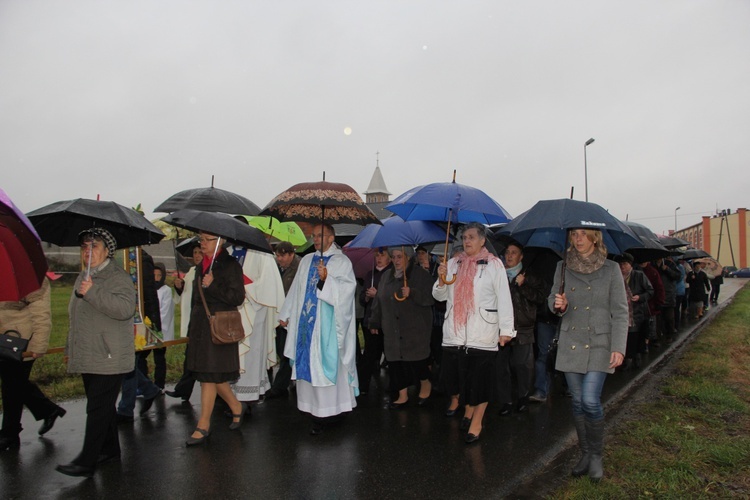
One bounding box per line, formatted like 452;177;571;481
453;247;497;331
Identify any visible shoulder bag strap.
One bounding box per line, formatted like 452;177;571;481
197;283;213;319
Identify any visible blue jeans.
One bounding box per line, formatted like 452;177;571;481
117;365;161;417
564;371;608;421
533;322;556;397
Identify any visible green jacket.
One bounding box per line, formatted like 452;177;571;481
67;259;136;375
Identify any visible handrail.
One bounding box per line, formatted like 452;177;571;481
22;337;189;359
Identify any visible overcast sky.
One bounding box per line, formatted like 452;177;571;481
1;0;748;237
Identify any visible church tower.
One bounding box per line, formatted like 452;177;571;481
363;153;391;204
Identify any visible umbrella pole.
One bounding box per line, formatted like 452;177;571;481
394;245;407;301
207;236;221;277
554;235;568;312
441;212;457;285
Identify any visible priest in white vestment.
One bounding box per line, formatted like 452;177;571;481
279;224;358;432
230;246;285;403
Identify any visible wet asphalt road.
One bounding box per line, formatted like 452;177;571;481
2;279;747;500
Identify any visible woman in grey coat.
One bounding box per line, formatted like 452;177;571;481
57;228;136;478
368;247;435;409
549;229;628;482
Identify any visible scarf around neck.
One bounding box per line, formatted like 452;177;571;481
453;247;496;331
566;248;605;275
506;262;522;281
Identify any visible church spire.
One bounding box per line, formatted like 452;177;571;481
363;152;391;203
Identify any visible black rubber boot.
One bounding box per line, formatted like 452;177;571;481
571;414;589;477
586;417;605;482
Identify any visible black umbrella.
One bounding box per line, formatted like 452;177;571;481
622;221;670;263
27;198;165;248
161;209;272;254
658;235;689;249
155;176;261;215
682;248;711;260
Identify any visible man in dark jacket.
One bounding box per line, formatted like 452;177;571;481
617;253;654;369
655;257;681;342
686;261;710;320
497;243;547;415
265;242;301;400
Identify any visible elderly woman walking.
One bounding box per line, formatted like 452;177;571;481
550;229;628;482
185;232;247;446
368;246;435;408
433;223;515;443
57;228;136;478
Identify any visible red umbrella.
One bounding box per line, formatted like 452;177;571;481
0;189;48;301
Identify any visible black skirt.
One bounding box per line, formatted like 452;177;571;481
440;346;496;406
387;358;431;392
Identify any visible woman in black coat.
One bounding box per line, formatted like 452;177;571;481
368;247;435;408
186;232;247;446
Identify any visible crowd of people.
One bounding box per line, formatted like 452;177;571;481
0;222;721;482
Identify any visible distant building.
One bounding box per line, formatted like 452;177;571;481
674;208;748;268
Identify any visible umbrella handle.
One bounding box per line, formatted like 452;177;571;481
440;218;456;285
394;246;408;301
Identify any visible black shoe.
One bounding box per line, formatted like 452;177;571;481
309;422;322;436
39;407;67;436
498;403;513;417
465;432;481;444
96;453;120;465
186;428;210;446
264;389;288;401
388;400;408;410
56;463;94;478
417;397;430;407
460;417;471;430
116;413;135;424
165;390;184;399
516;397;529;413
0;435;20;451
229;402;248;430
444;407;459;417
139;392;161;416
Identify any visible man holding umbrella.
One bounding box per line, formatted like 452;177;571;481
279;223;359;434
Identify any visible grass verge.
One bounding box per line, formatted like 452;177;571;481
549;284;750;498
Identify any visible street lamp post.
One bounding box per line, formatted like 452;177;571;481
584;138;595;202
674;206;681;233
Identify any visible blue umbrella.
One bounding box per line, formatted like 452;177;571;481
496;199;642;256
346;216;448;300
385;176;512;225
347;216;448;249
385;171;512;284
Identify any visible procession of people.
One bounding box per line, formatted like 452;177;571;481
0;183;726;484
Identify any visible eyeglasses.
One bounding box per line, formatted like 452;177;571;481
199;237;218;243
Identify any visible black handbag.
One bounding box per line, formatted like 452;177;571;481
0;330;29;362
546;326;560;372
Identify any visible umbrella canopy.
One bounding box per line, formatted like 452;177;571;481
341;245;376;280
658;235;690;249
693;257;723;279
622;221;670;262
27;198;165;249
161;209;272;254
496;198;642;256
0;189;49;301
243;215;307;246
261;179;381;226
154;177;261;215
682;248;712;260
385;177;512;225
347;216;449;249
